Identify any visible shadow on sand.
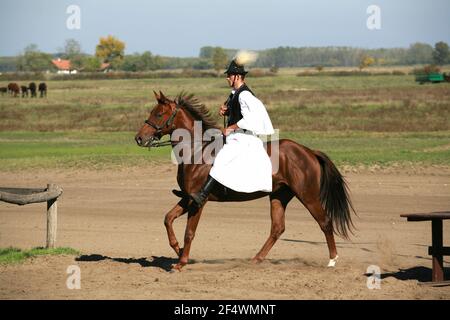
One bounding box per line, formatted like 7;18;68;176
75;254;179;272
370;266;450;283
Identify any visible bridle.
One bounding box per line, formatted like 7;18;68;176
143;103;180;147
142;101;224;148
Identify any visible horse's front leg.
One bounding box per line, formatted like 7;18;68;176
164;199;189;257
173;205;204;271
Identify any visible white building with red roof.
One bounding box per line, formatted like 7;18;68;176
51;58;78;74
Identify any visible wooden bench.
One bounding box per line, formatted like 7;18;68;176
0;184;63;248
400;211;450;283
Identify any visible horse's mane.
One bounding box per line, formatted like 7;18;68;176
175;92;218;130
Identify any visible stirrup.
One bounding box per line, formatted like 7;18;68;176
172;189;186;198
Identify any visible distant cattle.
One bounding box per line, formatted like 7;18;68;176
21;85;29;97
7;83;20;97
29;82;37;97
444;73;450;83
38;82;47;98
0;87;7;96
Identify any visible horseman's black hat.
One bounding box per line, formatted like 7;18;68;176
224;59;248;75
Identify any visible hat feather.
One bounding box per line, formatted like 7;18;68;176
234;50;258;66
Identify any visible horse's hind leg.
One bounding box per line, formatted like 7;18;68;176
164;198;189;257
252;188;294;263
302;198;338;266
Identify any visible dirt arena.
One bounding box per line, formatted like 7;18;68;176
1;165;449;299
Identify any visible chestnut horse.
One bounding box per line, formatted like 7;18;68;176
135;91;355;270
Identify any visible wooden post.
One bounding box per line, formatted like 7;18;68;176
46;184;58;248
431;219;444;282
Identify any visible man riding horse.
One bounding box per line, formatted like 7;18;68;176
135;53;355;270
190;55;274;207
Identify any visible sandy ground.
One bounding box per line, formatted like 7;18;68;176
0;165;449;300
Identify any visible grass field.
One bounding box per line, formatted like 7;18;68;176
0;131;448;170
1;72;449;170
0;247;79;264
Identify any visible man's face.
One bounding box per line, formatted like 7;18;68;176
226;73;238;87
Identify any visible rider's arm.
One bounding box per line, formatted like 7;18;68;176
237;91;274;135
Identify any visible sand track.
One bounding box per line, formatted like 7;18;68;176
1;165;449;299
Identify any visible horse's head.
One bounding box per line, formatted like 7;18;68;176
135;91;179;148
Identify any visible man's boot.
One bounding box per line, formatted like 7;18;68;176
190;175;217;208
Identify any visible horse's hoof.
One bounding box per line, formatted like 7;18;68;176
171;263;184;271
327;255;339;267
251;257;263;264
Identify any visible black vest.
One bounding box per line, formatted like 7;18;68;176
226;84;254;127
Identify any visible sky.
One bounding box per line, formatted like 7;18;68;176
1;0;449;57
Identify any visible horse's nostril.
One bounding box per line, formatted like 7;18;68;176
136;137;142;145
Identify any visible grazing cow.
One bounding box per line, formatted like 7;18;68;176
29;82;37;97
7;83;20;97
21;85;29;97
38;82;47;98
0;87;7;96
444;73;450;83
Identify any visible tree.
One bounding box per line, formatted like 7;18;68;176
54;39;84;71
376;58;386;66
17;44;52;72
406;43;433;65
95;35;126;69
199;46;215;59
212;47;228;74
82;56;101;72
121;51;163;72
359;55;375;70
63;38;82;58
432;41;450;65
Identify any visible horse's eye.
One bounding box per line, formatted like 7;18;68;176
156;113;163;119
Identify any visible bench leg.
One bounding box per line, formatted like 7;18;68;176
431;219;443;282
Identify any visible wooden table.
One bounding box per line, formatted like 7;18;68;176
400;211;450;283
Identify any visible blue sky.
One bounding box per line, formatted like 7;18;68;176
1;0;449;57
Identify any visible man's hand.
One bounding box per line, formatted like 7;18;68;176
222;124;239;136
219;104;228;116
222;127;232;136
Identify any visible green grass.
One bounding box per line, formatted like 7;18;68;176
0;131;448;170
282;131;450;166
0;247;80;264
0;131;171;170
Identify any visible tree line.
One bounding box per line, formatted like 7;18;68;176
1;36;448;73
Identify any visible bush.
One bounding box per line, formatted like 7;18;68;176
0;70;219;81
411;64;441;75
247;68;276;77
0;72;46;81
296;70;374;77
391;70;406;76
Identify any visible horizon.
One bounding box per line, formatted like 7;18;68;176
1;0;449;57
0;43;444;59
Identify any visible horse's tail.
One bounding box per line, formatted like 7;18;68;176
313;150;356;239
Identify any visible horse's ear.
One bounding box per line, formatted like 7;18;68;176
159;90;168;102
153;90;160;101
